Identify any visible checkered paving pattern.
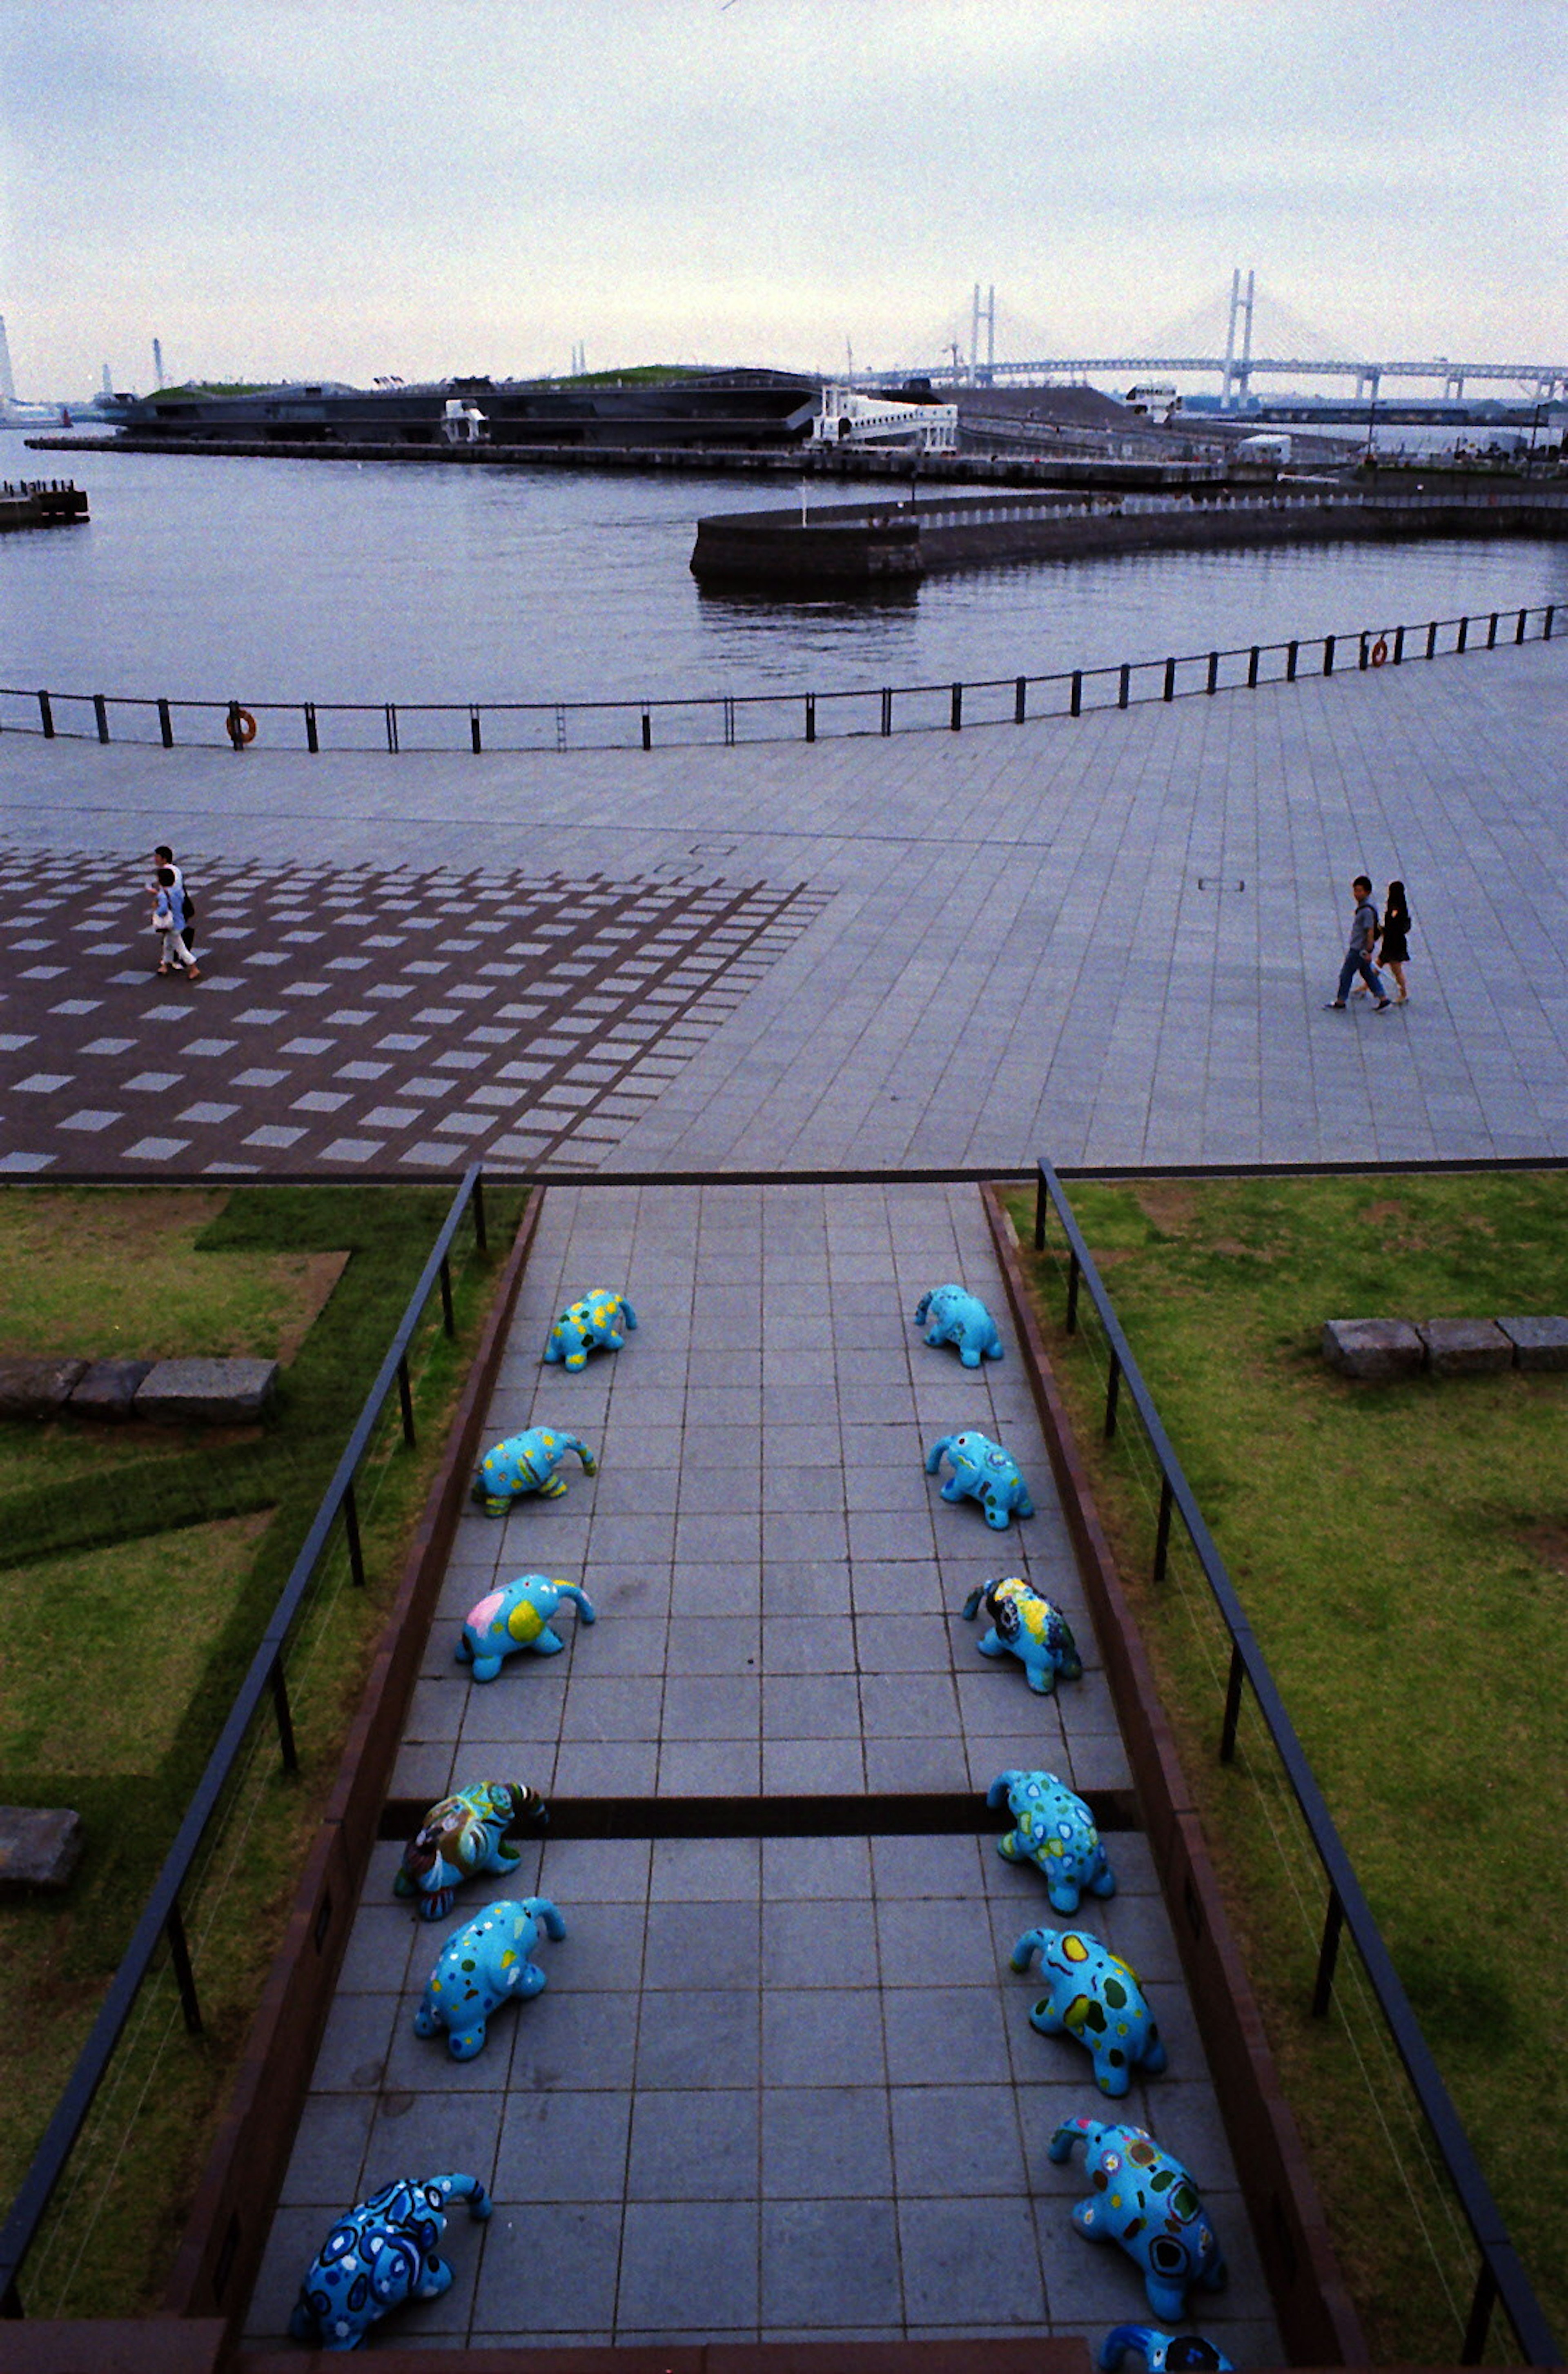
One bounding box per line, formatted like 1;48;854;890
0;851;830;1175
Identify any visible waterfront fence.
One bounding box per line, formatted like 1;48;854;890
1029;1154;1559;2367
2;597;1556;759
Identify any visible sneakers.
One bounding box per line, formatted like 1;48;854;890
1374;997;1390;1010
1323;1000;1347;1009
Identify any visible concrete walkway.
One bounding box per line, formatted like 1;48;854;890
243;1183;1280;2355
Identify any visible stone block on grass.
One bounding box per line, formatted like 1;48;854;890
1419;1318;1513;1377
1321;1319;1425;1381
134;1356;280;1424
1496;1316;1568;1372
69;1358;156;1421
0;1357;88;1417
0;1807;84;1892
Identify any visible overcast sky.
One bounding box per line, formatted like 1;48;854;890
3;0;1563;397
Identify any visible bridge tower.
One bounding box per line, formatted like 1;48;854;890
0;314;16;405
1220;268;1255;410
971;283;995;383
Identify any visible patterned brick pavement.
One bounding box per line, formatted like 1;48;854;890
0;850;830;1175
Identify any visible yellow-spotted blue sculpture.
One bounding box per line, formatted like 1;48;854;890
1011;1926;1165;2097
988;1769;1116;1912
458;1576;595;1683
913;1284;1004;1368
472;1428;596;1516
414;1896;566;2060
1099;2329;1235;2374
1049;2117;1226;2323
963;1576;1082;1693
289;2171;492;2352
394;1782;549;1923
544;1287;637;1371
926;1431;1034;1530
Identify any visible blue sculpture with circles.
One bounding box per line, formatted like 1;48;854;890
926;1430;1034;1529
544;1288;637;1371
290;2171;492;2352
472;1428;596;1516
963;1575;1082;1693
458;1575;595;1682
414;1896;566;2060
1011;1926;1165;2097
988;1768;1116;1911
913;1284;1004;1368
1049;2117;1226;2322
1099;2329;1235;2374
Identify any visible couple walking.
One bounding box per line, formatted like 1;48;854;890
1325;875;1411;1011
149;842;202;981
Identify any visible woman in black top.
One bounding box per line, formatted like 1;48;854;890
1379;880;1412;1003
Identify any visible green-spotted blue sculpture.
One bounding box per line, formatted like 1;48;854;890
393;1782;549;1922
1011;1925;1165;2097
963;1575;1082;1693
925;1430;1034;1529
1049;2117;1226;2322
414;1896;566;2060
913;1283;1004;1367
987;1768;1116;1911
458;1575;595;1682
289;2172;492;2352
472;1427;596;1516
1099;2329;1235;2374
544;1287;637;1371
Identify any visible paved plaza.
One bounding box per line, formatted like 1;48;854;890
4;632;1568;1174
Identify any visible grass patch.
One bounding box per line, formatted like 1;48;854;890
0;1180;527;2313
1004;1172;1567;2362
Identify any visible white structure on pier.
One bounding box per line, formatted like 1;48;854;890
811;385;958;452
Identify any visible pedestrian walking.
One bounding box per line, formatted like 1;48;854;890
1323;875;1389;1010
1379;879;1412;1004
151;866;201;980
147;843;198;971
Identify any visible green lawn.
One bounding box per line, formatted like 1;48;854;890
1005;1173;1567;2363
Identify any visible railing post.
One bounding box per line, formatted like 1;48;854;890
1065;1247;1080;1335
641;708;652;751
94;693;110;744
880;687;892;736
722;695;735;748
1285;639;1298;682
385;702;399;753
1219;1641;1245;1762
270;1655;299;1773
1358;633;1370;672
1311;1886;1345;2016
1247;646;1259;688
396;1352;416;1448
1153;1474;1174;1580
227;699;246;751
1162;656;1176;702
805;693;815;742
1456;615;1468;653
158;697;174;748
1205;650;1218;694
471;1171;488;1255
1515;606;1528;646
38;689;54;739
1118;662;1130;709
165;1898;203;2035
1070;670;1082;717
1323;634;1335;676
439;1253;456;1336
469;705;482;754
1103;1351;1121;1439
1033;1172;1047;1252
1461;2262;1498;2365
1014;675;1027;723
1393;624;1405;664
1546;604;1555;641
305;701;319;753
949;681;962;731
1426;619;1439;658
342;1478;366;1587
1486;610;1499;649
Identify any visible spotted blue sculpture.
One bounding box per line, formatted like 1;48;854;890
988;1768;1116;1911
925;1430;1034;1529
414;1896;566;2060
544;1288;637;1371
963;1575;1082;1693
1099;2329;1235;2374
1049;2117;1226;2322
472;1427;596;1516
458;1575;596;1682
913;1283;1004;1368
289;2171;492;2352
394;1782;549;1922
1011;1926;1165;2097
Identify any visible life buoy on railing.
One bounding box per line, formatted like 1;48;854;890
1370;636;1389;668
226;705;257;748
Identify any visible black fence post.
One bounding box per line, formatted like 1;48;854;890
342;1479;366;1588
470;706;482;755
1162;656;1176;702
38;690;54;739
949;682;963;731
1014;676;1027;723
1311;1886;1345;2016
880;687;892;737
385;702;399;753
805;694;816;743
1285;640;1298;682
471;1171;488;1255
1220;1641;1245;1763
1323;634;1336;676
158;697;174;748
1486;610;1499;649
270;1656;299;1774
1393;625;1405;664
1103;1352;1121;1439
1426;619;1439;658
165;1899;203;2035
227;700;246;751
641;708;652;751
396;1353;416;1448
1070;670;1082;717
305;701;320;754
1153;1476;1174;1581
439;1254;456;1336
1033;1173;1047;1252
1118;663;1130;709
94;694;110;744
1546;604;1556;641
1205;651;1218;694
1065;1248;1080;1335
1247;646;1259;688
1358;633;1370;672
1515;607;1528;646
1461;2263;1499;2367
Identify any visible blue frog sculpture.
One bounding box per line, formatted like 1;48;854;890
290;2171;492;2352
458;1575;596;1682
913;1283;1004;1368
962;1575;1083;1693
543;1288;637;1371
1049;2116;1227;2323
987;1768;1116;1912
471;1427;597;1516
393;1782;549;1923
925;1430;1034;1530
1099;2329;1235;2374
1011;1926;1166;2097
414;1896;566;2060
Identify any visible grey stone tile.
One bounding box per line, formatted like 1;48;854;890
762;1736;867;1792
663;1613;759;1674
898;2194;1048;2328
650;1835;762;1900
472;2200;622;2331
760;1615;857;1674
276;2092;375;2204
626;2087;759;2198
760;2085;893;2199
509;1987;641;2092
616;2200;759;2330
761;1896;879;1988
892;2083;1030;2195
883;1984;1013;2086
871;1833;986;1896
643;1897;761;1989
760;2197;902;2326
494;2089;632;2200
761;1989;885;2086
560;1675;663;1740
553;1737;660;1793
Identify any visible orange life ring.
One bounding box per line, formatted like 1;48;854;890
1370;636;1388;668
227;705;257;747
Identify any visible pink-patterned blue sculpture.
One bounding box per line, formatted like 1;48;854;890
458;1575;596;1682
544;1288;637;1371
913;1284;1004;1368
472;1427;596;1516
1099;2329;1235;2374
963;1575;1082;1693
988;1769;1116;1911
1049;2117;1226;2322
289;2171;492;2351
925;1431;1034;1529
1011;1926;1165;2097
393;1782;549;1922
414;1896;566;2060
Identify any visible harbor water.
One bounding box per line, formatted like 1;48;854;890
5;438;1567;717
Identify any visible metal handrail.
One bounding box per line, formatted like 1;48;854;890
1030;1153;1558;2366
1;597;1556;756
0;1164;489;2318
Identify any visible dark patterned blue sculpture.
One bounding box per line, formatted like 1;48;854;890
913;1283;1004;1367
1011;1925;1165;2096
1099;2329;1235;2374
963;1575;1082;1693
290;2172;492;2351
987;1769;1116;1911
1049;2117;1226;2321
